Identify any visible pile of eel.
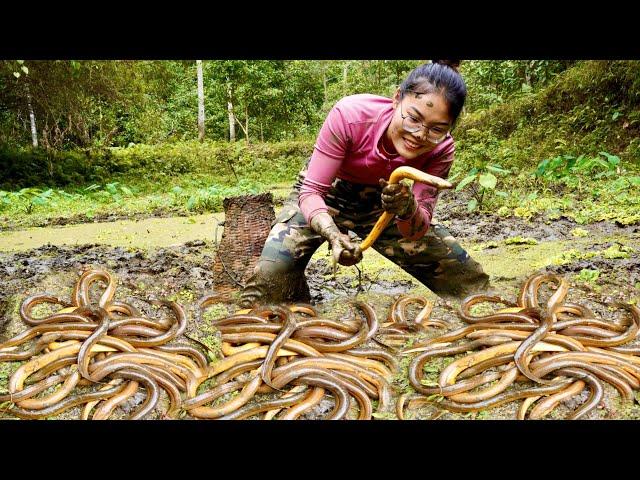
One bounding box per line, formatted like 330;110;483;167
398;272;640;420
0;268;406;420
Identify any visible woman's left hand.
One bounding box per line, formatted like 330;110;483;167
379;179;417;219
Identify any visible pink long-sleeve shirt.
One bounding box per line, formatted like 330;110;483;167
299;94;455;240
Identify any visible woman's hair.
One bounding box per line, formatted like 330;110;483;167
399;60;467;125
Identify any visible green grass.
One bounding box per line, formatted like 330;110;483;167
0;139;311;229
3;156;639;230
0;172;296;230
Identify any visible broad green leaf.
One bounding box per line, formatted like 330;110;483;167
455;174;477;192
478;173;497;190
120;186;133;196
13;72;20;78
486;165;510;174
599;151;620;166
21;66;28;75
495;191;508;198
447;171;462;182
467;199;478;212
186;195;196;210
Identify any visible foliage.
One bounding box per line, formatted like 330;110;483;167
0;140;313;229
2;59;640;230
0;139;313;189
450;129;510;211
535;151;620;181
601;244;633;259
504;236;538;245
455;61;640;171
571;228;589;238
182;181;259;213
0;60;422;150
460;60;576;112
575;269;600;283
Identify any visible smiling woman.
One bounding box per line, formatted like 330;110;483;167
239;60;490;308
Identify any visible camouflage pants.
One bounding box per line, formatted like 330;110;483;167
239;168;489;307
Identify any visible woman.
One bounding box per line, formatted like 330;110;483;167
239;60;489;308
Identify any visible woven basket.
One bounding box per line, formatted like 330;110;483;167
212;193;275;294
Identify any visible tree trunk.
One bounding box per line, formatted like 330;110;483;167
25;82;38;148
227;82;235;142
234;104;249;141
197;60;205;142
244;104;249;143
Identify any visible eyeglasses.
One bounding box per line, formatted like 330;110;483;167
399;100;450;144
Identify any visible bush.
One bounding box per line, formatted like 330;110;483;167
0;139;314;189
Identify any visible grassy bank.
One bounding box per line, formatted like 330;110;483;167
0;140;313;229
447;60;640;224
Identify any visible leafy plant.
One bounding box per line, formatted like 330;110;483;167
0;187;57;213
601;244;633;259
535;151;620;181
453;163;510;212
575;269;600;283
185;181;259;212
83;182;133;203
571;228;589;237
504;236;538;245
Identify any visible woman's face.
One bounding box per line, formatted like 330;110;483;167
386;88;452;159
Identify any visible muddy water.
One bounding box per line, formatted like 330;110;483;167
1;209;639;420
0;213;225;252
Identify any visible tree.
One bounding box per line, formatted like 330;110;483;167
227;80;235;142
8;60;38;148
196;60;205;142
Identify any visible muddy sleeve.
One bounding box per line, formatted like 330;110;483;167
298;104;350;223
395;150;454;240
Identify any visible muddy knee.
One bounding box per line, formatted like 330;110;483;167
239;259;310;308
418;258;490;299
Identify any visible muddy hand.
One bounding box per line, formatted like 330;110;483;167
379;178;417;219
331;233;362;267
310;212;363;272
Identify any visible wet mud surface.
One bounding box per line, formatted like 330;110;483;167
1;205;639;420
434;194;640;243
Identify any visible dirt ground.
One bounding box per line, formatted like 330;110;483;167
1;198;639;420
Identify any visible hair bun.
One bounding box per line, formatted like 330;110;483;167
431;60;461;72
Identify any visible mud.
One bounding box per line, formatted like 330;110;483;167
1;200;640;420
434;193;640;243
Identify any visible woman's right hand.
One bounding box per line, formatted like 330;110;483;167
331;233;362;266
310;212;362;266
